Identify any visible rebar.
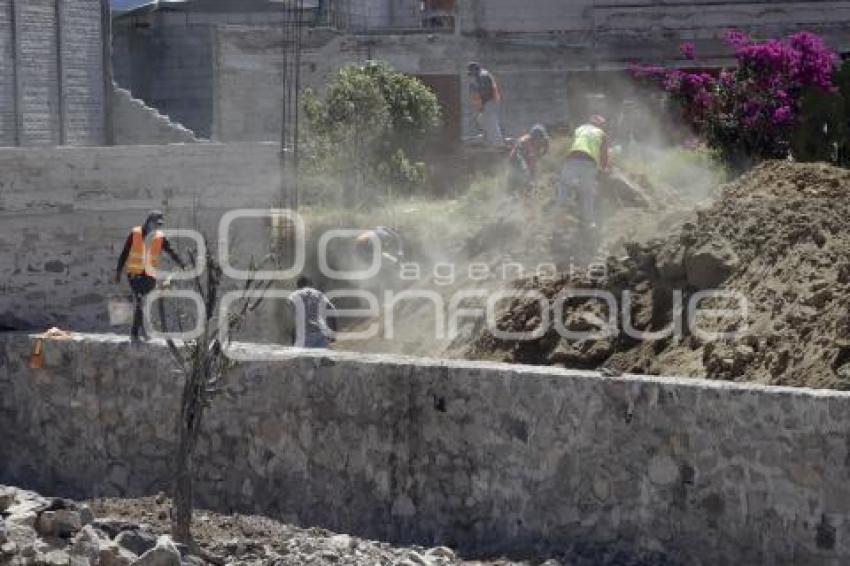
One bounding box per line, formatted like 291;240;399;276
280;0;305;210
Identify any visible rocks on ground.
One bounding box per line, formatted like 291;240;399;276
0;486;181;566
1;486;675;566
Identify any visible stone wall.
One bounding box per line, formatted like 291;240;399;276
0;143;286;334
2;333;850;564
0;0;108;146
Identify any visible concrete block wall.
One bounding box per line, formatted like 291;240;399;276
112;23;214;138
459;0;590;34
116;1;850;144
0;0;16;146
4;333;850;564
211;26;288;142
0;0;108;146
347;0;391;30
112;85;199;144
389;0;422;29
59;0;106;146
16;0;61;145
0;143;286;333
460;0;850;49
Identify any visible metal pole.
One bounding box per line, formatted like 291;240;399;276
101;0;114;145
292;0;303;211
280;0;290;210
279;0;303;211
55;0;65;145
10;0;19;145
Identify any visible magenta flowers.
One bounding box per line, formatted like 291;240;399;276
633;30;838;167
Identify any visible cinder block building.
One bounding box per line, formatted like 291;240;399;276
0;0;111;146
111;0;850;143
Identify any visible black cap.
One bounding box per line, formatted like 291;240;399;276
145;210;164;225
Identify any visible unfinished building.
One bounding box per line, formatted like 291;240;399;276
112;0;850;143
5;2;850;565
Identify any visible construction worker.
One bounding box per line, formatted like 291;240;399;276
468;62;504;147
115;211;184;342
557;115;610;229
354;226;405;269
508;124;549;193
288;275;336;348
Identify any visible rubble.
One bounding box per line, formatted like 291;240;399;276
3;486;598;566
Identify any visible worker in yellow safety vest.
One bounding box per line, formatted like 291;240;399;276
557;114;610;230
115;211;184;342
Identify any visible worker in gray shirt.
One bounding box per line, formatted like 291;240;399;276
288;275;336;348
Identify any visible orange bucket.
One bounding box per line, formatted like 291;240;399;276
28;338;44;369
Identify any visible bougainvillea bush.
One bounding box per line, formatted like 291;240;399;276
633;31;839;168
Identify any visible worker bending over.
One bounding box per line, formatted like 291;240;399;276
508;124;549;193
288;276;336;349
558;115;610;230
115;211;184;342
354;226;405;269
468;62;504;147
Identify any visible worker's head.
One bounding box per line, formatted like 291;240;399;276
467;62;482;77
530;124;549;152
530;124;549;142
144;210;165;231
296;275;312;289
589;114;607;128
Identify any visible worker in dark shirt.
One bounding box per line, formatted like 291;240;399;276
288;276;337;348
116;211;184;342
354;226;405;269
468;62;504;146
508;124;550;193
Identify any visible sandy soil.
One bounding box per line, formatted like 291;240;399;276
463;161;850;390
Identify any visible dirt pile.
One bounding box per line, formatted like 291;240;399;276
463;161;850;390
338;161;694;359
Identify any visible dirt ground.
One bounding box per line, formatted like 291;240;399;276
87;496;671;565
333;154;701;359
462;161;850;390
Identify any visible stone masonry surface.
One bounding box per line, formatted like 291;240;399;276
2;332;850;564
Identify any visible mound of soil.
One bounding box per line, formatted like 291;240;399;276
463;161;850;390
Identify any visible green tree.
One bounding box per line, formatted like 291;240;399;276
303;61;441;200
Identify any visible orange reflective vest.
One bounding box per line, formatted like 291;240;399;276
126;226;164;277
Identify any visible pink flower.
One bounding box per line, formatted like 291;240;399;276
680;43;696;60
724;29;750;49
772;106;794;124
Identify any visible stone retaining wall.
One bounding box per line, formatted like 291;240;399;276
2;332;850;564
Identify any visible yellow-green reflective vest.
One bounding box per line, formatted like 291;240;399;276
569;124;605;167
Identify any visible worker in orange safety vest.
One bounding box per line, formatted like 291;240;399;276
115;211;184;342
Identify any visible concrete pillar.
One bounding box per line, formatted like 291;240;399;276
14;0;61;145
0;0;16;146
